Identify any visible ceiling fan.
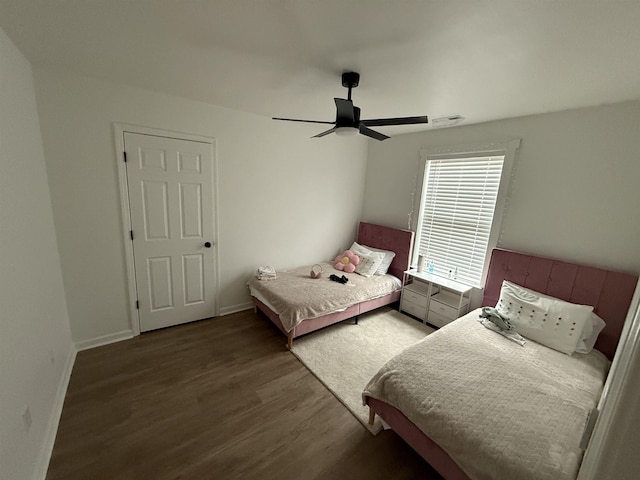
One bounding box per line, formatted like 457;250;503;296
273;72;428;141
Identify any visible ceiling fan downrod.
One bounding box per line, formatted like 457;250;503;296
341;71;359;101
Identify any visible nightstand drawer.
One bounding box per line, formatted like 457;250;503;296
402;289;428;307
401;299;427;320
402;269;473;329
427;310;454;328
428;299;458;319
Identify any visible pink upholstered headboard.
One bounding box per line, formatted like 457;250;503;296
483;248;638;360
357;222;414;281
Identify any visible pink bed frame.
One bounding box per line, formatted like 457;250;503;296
365;248;638;479
252;222;415;349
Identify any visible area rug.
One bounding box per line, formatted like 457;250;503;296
290;307;434;434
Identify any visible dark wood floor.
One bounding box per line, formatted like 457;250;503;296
46;309;441;480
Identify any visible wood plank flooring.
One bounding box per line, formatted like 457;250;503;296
46;309;442;480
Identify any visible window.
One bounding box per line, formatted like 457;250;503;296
413;140;520;287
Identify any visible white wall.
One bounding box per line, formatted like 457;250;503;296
363;101;640;275
32;69;369;344
0;28;74;480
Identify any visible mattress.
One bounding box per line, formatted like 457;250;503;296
247;262;401;332
362;308;609;480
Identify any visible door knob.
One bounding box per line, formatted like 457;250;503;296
204;242;212;248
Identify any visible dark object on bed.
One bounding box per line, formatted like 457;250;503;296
251;222;414;349
364;248;638;480
329;274;348;284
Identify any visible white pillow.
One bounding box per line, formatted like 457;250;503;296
349;241;372;258
350;242;396;275
355;250;385;278
575;313;606;354
495;280;593;355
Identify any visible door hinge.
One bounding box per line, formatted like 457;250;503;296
130;230;134;240
136;300;139;309
123;151;127;163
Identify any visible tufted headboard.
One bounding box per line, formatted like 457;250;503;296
357;222;414;281
483;248;638;360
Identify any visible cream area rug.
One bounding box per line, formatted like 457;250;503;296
290;307;434;434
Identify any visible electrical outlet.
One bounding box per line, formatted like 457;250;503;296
48;349;55;365
22;406;32;433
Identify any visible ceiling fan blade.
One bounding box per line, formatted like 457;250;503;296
358;124;390;141
313;127;337;138
273;117;335;125
334;98;355;122
361;115;428;127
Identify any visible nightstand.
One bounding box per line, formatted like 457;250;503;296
400;269;472;328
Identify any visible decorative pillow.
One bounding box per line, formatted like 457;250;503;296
351;242;396;275
575;313;606;354
334;250;360;273
495;280;594;355
355;250;386;278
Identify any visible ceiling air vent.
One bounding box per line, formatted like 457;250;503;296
432;115;465;128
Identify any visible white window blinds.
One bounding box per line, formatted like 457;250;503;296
416;154;505;287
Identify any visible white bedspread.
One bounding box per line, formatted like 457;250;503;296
247;262;400;332
362;308;609;480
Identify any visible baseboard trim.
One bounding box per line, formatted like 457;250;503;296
75;329;134;352
34;346;76;480
219;302;253;316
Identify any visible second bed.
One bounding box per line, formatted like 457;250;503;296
248;222;414;348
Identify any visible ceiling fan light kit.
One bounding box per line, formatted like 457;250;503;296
335;126;359;136
431;115;465;128
273;71;428;141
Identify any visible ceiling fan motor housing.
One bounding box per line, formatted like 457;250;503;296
341;72;360;88
336;105;360;128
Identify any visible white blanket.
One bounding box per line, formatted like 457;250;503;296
362;308;609;480
247;262;401;332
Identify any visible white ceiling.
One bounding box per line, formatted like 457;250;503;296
1;0;640;136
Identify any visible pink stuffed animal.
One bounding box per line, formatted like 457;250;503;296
334;250;360;273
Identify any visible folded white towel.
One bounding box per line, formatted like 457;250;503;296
257;265;276;275
257;265;277;280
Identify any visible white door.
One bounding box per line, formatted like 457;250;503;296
124;132;216;332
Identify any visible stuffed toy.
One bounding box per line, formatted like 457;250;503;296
334;250;360;273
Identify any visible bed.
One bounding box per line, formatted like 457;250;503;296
248;222;414;349
363;248;638;480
